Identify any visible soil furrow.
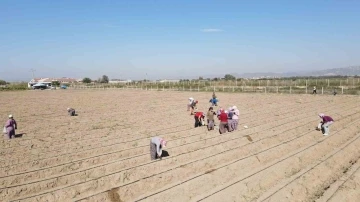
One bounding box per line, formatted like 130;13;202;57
8;104;357;201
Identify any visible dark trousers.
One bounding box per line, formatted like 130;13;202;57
194;117;202;128
69;110;75;116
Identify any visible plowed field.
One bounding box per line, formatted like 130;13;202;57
1;90;359;202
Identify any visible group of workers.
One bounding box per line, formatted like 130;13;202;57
189;93;240;134
2;94;335;164
150;93;336;161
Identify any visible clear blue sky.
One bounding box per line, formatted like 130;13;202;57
1;0;359;81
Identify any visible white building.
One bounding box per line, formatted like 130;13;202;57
158;79;180;83
109;79;132;84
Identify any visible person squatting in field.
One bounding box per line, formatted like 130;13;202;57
4;115;17;139
317;113;334;136
150;137;167;160
206;107;217;131
194;111;205;128
67;108;76;116
218;109;228;134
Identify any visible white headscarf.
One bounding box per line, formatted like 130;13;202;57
318;113;325;118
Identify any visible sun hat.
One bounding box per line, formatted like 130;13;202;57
8;115;13;118
318;113;325;117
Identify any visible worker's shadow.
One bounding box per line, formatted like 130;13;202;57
161;150;170;157
14;133;25;138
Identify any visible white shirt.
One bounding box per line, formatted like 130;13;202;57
151;137;163;157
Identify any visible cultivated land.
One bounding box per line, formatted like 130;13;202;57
0;90;360;202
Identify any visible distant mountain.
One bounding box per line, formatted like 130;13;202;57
236;66;360;78
305;66;360;77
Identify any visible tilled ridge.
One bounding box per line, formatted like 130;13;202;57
4;101;348;202
191;122;360;202
128;113;360;202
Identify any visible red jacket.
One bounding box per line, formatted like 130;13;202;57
195;112;204;119
218;113;228;122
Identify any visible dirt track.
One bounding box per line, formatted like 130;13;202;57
1;89;359;202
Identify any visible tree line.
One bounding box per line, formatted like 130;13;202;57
82;75;109;83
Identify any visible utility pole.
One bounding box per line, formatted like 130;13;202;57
30;69;36;79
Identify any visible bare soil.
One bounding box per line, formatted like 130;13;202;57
1;89;359;202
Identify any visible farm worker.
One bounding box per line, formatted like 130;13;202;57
231;106;240;130
4;115;17;139
206;107;217;131
67;108;76;116
209;98;218;106
190;100;198;115
317;113;334;136
187;98;194;111
150;137;167;160
227;108;235;132
333;89;337;96
218;109;228;134
217;108;223;118
194;111;205;128
212;91;217;99
313;86;317;94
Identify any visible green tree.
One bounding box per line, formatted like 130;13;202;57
82;77;92;83
224;74;236;80
101;75;109;83
0;80;7;85
199;76;204;80
51;81;60;86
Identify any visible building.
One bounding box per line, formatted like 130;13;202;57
109;79;132;84
158;79;180;83
28;77;79;88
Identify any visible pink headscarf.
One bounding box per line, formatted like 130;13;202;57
160;139;167;147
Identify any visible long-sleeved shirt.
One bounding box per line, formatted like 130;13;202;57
207;110;216;121
218;113;228;122
232;109;239;120
151;137;164;157
194;112;204;121
322;116;334;123
5;119;17;129
190;101;197;108
227;111;234;119
209;98;218;104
